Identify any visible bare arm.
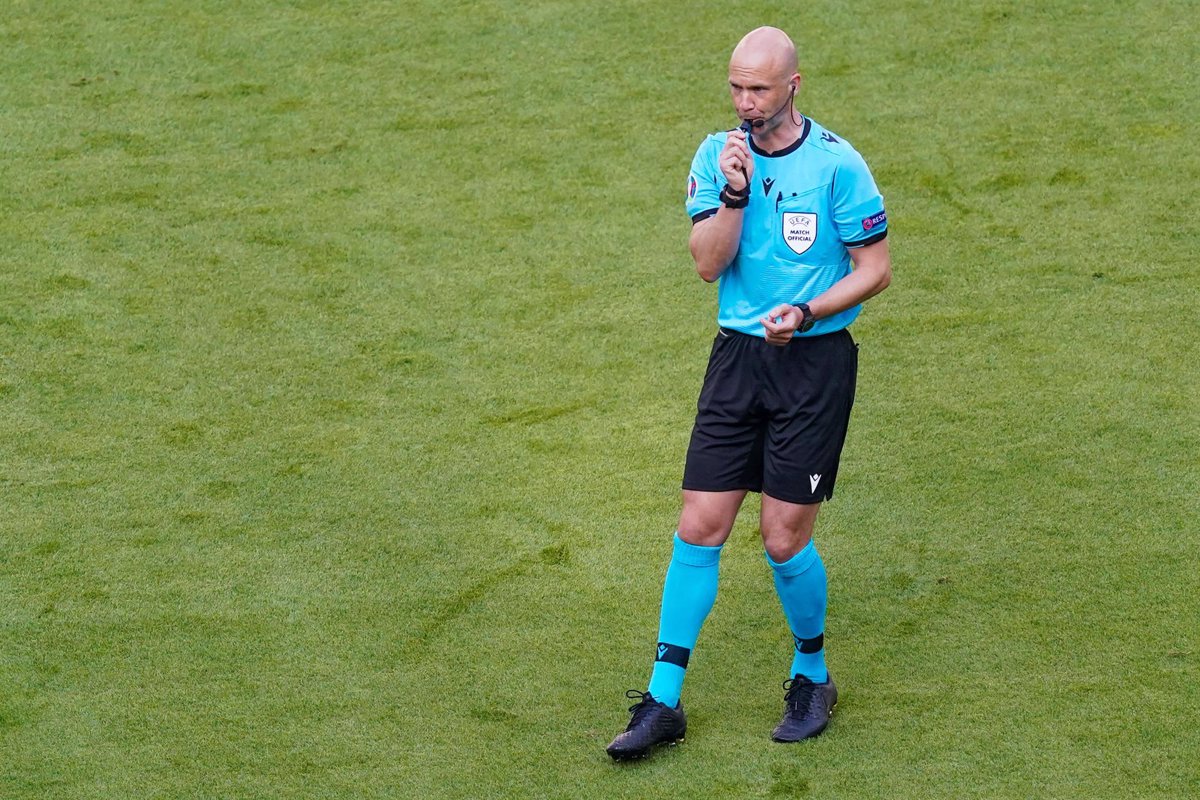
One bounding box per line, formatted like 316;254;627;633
807;237;892;320
689;210;744;282
689;130;754;282
761;237;893;345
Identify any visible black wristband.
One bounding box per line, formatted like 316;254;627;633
720;185;749;209
794;302;815;332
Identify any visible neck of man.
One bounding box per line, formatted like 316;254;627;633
752;111;804;155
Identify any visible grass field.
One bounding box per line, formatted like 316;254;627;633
2;1;1198;798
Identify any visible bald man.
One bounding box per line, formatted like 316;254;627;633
607;27;891;760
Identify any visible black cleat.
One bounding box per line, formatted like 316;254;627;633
771;674;838;742
606;690;686;760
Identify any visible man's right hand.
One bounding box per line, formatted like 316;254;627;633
719;129;753;191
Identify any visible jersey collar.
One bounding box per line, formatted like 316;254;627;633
749;116;811;158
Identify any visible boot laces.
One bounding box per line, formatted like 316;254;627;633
624;689;659;725
783;677;817;713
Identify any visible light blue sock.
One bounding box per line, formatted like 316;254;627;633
646;533;723;707
767;540;828;683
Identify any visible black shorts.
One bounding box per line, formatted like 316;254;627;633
682;327;858;504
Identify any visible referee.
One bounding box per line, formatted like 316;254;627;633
607;26;892;760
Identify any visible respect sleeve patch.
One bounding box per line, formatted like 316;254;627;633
862;210;887;231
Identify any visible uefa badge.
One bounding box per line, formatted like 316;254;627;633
687;174;698;200
782;212;817;255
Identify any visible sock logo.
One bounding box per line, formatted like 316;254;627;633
809;474;822;493
655;642;691;669
793;632;825;654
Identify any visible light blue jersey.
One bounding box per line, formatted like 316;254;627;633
685;117;887;337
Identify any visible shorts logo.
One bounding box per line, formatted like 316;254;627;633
687;174;698;200
862;210;887;231
782;212;817;255
809;474;822;493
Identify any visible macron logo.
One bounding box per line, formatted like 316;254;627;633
809;474;822;493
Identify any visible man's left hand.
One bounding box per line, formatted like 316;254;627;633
761;304;802;346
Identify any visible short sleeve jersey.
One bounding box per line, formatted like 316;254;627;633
684;117;887;337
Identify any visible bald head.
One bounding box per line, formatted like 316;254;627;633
730;26;798;81
726;27;803;141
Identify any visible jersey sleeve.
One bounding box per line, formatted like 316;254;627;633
685;135;723;224
831;148;888;247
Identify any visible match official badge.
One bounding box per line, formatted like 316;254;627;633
687;174;698;200
782;212;817;255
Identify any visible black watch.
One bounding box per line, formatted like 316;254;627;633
719;184;749;209
794;302;815;332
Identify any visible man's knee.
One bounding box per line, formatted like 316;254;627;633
677;490;744;546
760;497;820;561
678;516;733;545
761;528;812;562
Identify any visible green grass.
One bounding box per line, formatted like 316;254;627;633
2;1;1198;797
